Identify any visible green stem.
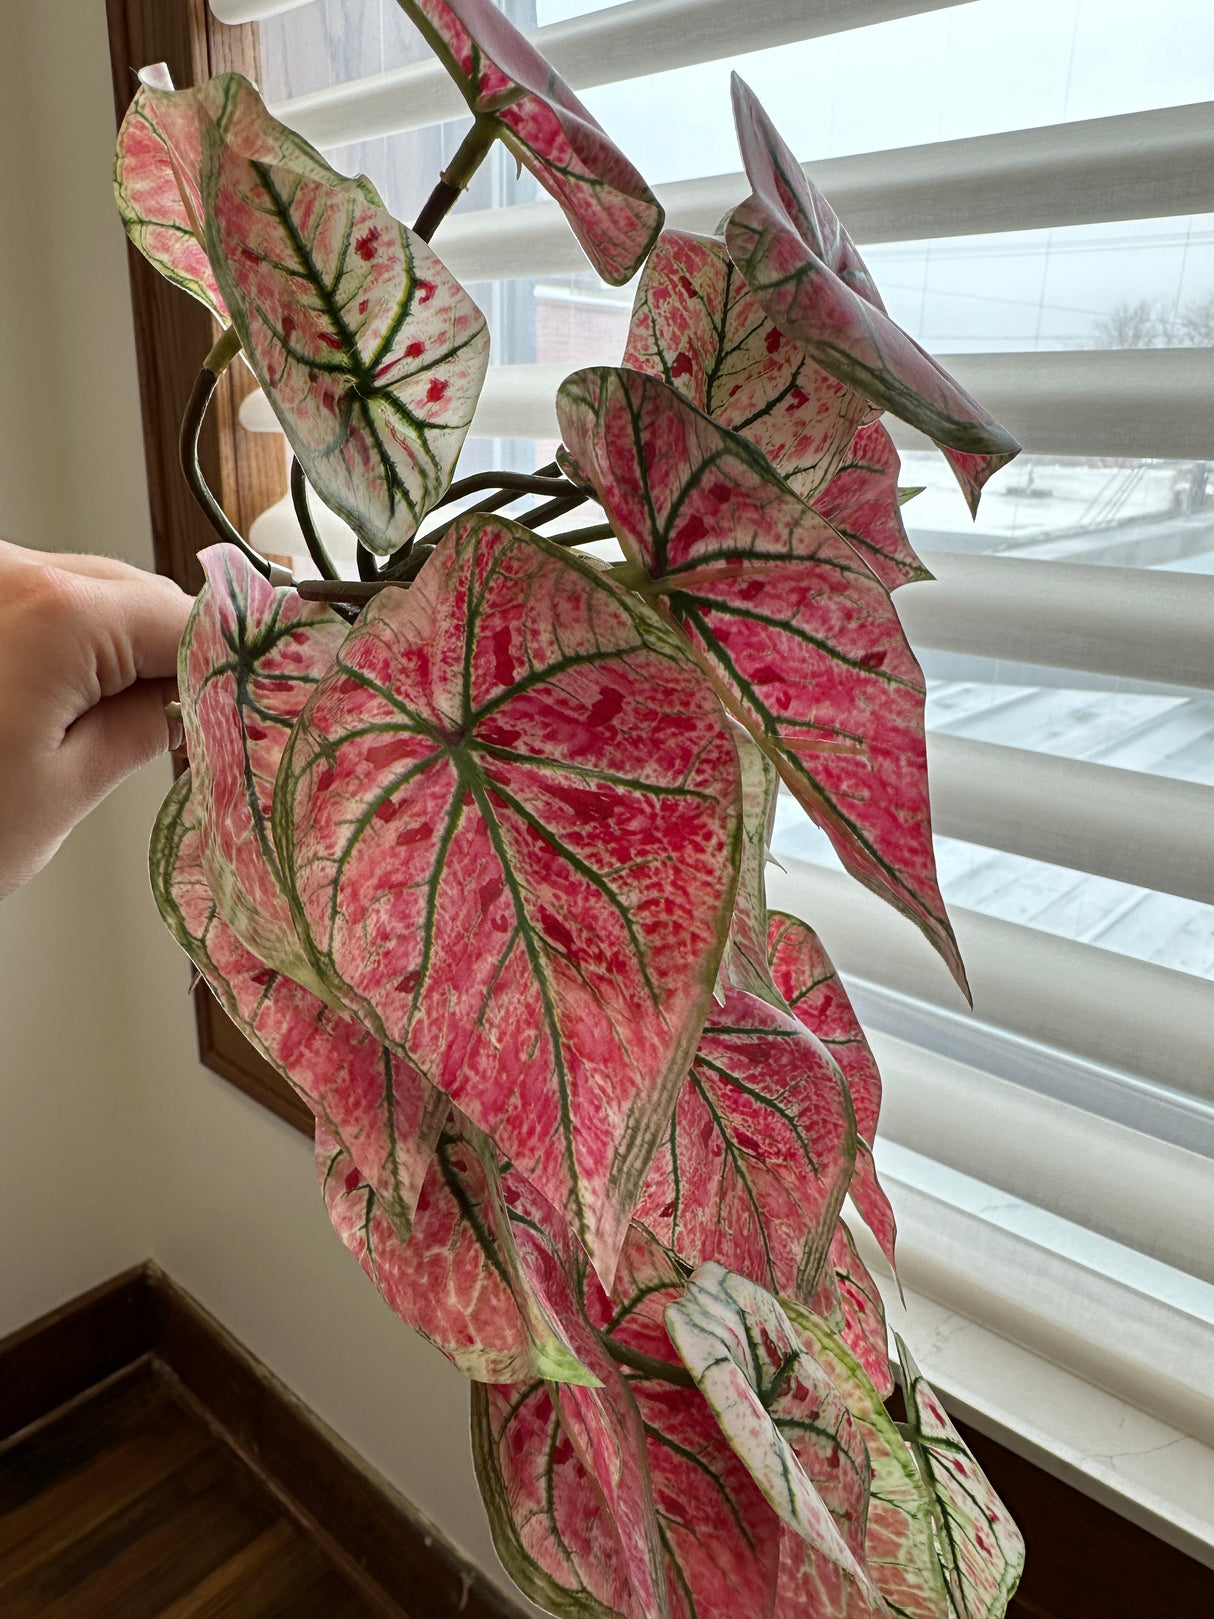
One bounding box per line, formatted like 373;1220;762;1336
413;115;499;242
204;323;242;375
601;1336;695;1388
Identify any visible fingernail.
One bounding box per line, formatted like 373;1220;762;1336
165;700;186;755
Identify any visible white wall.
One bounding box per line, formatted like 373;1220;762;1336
0;0;511;1590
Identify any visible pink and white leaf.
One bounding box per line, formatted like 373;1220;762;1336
149;771;445;1239
767;911;897;1266
718;728;781;1006
276;514;741;1286
814;423;930;592
897;1339;1025;1618
319;1117;596;1385
725;77;1018;513
200;73;488;555
634;985;856;1304
178;544;347;996
395;0;662;284
665;1264;883;1613
114;65;225;317
807;1223;894;1401
624;229;871;501
556;366;964;992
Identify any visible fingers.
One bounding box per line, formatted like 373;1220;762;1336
77;571;194;691
57;678;180;814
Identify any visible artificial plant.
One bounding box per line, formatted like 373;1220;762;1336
118;2;1025;1613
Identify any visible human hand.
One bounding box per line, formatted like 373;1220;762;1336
0;540;193;898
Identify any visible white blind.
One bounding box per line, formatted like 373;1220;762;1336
217;1;1214;1533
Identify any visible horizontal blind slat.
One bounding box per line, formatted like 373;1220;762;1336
923;735;1214;906
765;856;1214;1106
232;0;974;135
433;103;1214;282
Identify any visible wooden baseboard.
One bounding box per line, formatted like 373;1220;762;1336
0;1265;523;1619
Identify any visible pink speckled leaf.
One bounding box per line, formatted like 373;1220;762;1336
199;73;488;555
815;422;930;591
178;544;347;997
725;77;1018;514
768;911;897;1267
114;65;225;317
557;366;963;992
665;1264;882;1613
149;771;446;1240
319;1117;595;1384
808;1223;894;1401
395;0;662;284
634;985;856;1304
277;514;741;1286
718;729;780;1006
897;1338;1025;1619
624;229;872;502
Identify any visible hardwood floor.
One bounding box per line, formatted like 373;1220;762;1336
0;1361;385;1619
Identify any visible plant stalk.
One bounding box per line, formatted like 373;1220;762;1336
413;115;499;242
601;1337;696;1388
290;456;339;582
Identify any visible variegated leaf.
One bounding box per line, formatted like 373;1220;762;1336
149;770;446;1239
277;514;741;1286
200;72;488;555
786;1307;947;1619
178;544;347;998
623;229;872;502
598;1230;781;1619
319;1116;595;1384
815;423;930;592
633;985;856;1304
718;728;780;1006
768;911;897;1267
807;1223;894;1401
725;77;1018;514
395;0;662;285
114;65;225;317
557;366;964;992
897;1339;1025;1619
665;1264;883;1613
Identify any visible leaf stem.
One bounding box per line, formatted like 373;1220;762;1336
435;469;576;508
517;493;587;531
413;114;499;242
290;456;339;581
601;1337;696;1388
204;323;242;375
548;522;616;548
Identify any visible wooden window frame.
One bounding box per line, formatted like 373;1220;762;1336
107;0;310;1136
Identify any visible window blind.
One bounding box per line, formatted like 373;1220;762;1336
213;0;1214;1546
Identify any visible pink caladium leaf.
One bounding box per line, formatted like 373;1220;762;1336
277;514;741;1286
815;422;931;592
633;985;856;1305
665;1264;883;1615
717;729;781;1006
896;1338;1025;1619
807;1223;894;1401
395;0;662;284
623;229;873;503
149;771;446;1239
114;64;225;317
768;912;897;1268
178;545;347;998
725;76;1018;514
319;1116;597;1385
199;73;489;556
556;366;964;992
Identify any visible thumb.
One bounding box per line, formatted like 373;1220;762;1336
55;678;179;816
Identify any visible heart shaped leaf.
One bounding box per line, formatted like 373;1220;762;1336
114;65;225;317
557;366;963;992
178;545;348;997
806;1222;894;1401
634;985;856;1304
768;912;897;1267
897;1338;1025;1618
665;1264;882;1612
319;1116;596;1385
277;514;741;1285
150;770;446;1239
726;76;1018;514
815;422;931;592
623;229;872;502
200;73;489;556
395;0;662;284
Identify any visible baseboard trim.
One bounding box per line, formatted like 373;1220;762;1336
0;1265;523;1619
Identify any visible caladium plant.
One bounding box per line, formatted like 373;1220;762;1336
119;7;1024;1611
